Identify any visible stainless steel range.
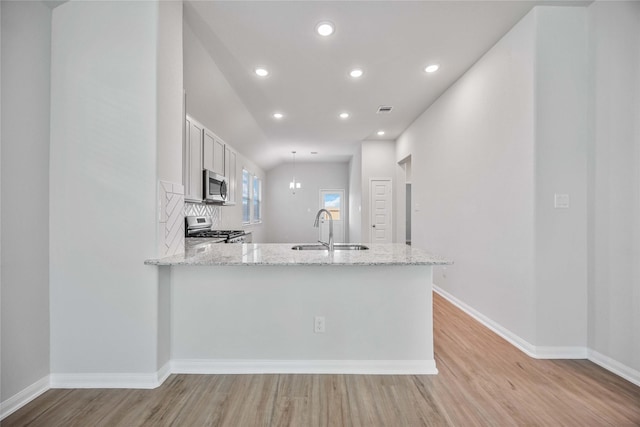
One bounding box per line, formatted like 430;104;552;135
185;216;247;243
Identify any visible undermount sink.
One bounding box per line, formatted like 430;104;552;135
291;244;369;251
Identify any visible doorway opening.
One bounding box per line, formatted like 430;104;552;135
398;155;412;246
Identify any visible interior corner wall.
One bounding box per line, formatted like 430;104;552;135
50;1;160;376
395;10;538;345
394;158;410;247
0;0;2;407
0;0;52;402
533;7;588;349
265;162;349;244
157;0;184;185
587;1;640;374
155;0;183;374
348;146;362;243
361;140;397;243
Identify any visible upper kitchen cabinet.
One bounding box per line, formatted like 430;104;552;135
184;114;238;205
184;115;203;202
203;128;225;176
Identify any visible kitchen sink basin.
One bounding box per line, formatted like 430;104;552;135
291;244;369;251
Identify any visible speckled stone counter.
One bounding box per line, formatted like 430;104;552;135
145;242;451;266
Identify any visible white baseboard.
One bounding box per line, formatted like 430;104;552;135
588;349;640;388
0;375;50;421
157;361;172;384
534;346;588;359
1;358;435;419
433;286;587;359
171;359;438;375
49;361;172;389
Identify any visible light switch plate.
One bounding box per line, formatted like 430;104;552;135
554;193;570;209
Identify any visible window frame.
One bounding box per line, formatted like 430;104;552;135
252;175;262;224
242;168;251;225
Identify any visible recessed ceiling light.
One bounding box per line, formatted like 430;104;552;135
316;21;335;36
349;68;363;78
273;112;284;119
339;112;350;119
377;130;385;136
255;67;269;77
425;64;440;73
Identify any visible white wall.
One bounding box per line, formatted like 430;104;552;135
396;10;538;343
533;7;588;348
361;140;397;243
0;1;3;406
395;5;639;382
0;0;52;403
171;265;434;368
50;1;161;376
587;1;640;374
155;0;183;377
157;0;184;185
348;146;362;243
265;162;349;243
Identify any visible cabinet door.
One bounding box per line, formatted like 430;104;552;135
202;129;215;172
184;115;203;202
224;146;237;204
213;137;225;176
203;128;225;176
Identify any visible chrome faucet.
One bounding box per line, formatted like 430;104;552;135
314;209;334;251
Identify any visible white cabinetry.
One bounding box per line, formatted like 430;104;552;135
203;128;225;176
184;115;203;202
184;114;238;204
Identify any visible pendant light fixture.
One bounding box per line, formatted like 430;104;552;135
289;151;301;194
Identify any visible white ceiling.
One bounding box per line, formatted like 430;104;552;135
185;0;586;170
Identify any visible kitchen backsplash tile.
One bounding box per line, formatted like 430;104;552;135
159;181;185;258
184;202;220;227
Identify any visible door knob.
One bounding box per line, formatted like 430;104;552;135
372;224;376;228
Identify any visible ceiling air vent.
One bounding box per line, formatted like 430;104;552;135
377;105;393;114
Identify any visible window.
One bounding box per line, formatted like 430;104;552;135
242;169;262;224
252;176;262;223
242;169;250;224
322;192;341;220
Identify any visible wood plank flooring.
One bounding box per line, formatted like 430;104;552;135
4;293;640;426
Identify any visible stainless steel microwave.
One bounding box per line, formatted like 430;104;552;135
203;169;227;203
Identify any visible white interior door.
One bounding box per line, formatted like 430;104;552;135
319;189;345;243
370;179;392;243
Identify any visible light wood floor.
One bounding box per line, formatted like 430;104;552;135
4;293;640;426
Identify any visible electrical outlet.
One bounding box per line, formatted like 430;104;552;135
314;316;326;333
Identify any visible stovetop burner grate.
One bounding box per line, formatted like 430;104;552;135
185;216;244;241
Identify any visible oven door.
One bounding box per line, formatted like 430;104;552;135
203;169;227;203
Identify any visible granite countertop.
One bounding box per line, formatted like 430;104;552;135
145;241;452;266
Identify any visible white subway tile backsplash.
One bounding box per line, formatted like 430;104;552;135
158;188;222;258
159;180;185;257
184;202;220;227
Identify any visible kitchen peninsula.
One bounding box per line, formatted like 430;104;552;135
146;242;451;375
